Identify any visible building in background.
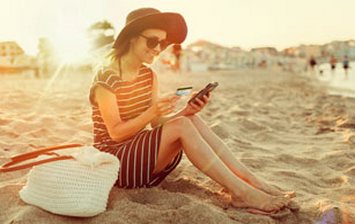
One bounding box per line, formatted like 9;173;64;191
0;41;38;75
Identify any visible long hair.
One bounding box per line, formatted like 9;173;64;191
91;36;131;74
106;37;131;63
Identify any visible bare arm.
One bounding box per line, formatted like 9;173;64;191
151;98;210;127
95;84;177;142
95;86;156;142
150;72;182;128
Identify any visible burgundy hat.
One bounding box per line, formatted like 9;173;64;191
112;8;188;49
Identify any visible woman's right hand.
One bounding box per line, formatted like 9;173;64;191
151;95;180;116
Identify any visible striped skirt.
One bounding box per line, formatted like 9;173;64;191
96;126;182;188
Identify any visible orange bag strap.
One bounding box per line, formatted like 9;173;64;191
0;143;84;173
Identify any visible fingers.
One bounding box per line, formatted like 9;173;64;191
194;97;204;107
161;104;176;115
152;94;181;116
188;95;209;109
188;103;200;112
202;95;209;103
157;102;174;111
156;100;177;116
158;95;179;106
161;95;180;102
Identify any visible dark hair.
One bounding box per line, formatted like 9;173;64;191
92;34;136;74
107;28;144;62
107;38;130;62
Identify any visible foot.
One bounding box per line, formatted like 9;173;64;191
221;185;295;198
230;189;291;213
259;183;296;198
287;200;301;211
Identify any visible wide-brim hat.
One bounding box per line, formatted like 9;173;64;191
112;8;188;49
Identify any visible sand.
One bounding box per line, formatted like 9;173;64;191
0;67;354;224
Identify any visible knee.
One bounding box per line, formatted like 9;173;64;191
186;114;201;123
165;116;194;133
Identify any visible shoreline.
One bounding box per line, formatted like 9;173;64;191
316;62;355;99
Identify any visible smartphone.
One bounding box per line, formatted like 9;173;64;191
188;82;218;104
175;86;193;96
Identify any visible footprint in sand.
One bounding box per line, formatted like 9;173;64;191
320;176;349;187
344;166;355;177
127;189;191;209
0;118;12;126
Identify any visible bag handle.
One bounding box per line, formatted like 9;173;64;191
0;143;84;173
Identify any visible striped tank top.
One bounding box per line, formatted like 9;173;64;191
89;65;153;148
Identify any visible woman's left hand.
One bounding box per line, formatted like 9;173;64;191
182;93;210;116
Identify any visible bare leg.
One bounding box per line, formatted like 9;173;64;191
187;115;294;197
154;117;290;212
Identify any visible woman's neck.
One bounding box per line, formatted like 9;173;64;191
118;53;142;80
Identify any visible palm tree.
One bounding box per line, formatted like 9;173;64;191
87;20;115;50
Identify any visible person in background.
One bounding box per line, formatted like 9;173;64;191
343;55;350;76
172;44;182;73
329;55;337;74
309;56;317;74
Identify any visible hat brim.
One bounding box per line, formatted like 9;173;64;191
113;12;187;49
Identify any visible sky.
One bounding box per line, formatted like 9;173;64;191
1;0;355;55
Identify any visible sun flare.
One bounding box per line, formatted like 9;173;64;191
52;32;91;65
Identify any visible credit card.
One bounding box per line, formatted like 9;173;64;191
175;86;193;96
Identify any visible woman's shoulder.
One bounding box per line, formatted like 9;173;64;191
94;65;120;83
89;68;119;102
140;64;152;73
90;65;122;94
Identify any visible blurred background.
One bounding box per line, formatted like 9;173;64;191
0;0;354;89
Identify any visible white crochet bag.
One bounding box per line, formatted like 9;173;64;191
0;144;120;217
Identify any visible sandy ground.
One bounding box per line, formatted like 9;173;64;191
0;67;354;224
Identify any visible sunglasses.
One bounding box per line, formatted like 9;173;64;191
139;34;170;51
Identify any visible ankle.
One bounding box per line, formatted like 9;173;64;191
230;187;249;199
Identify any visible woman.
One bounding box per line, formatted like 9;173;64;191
89;7;294;214
343;55;350;75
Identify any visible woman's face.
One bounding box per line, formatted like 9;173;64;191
130;29;167;64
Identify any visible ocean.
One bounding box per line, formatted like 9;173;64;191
317;62;355;98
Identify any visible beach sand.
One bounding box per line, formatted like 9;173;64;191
0;68;354;223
